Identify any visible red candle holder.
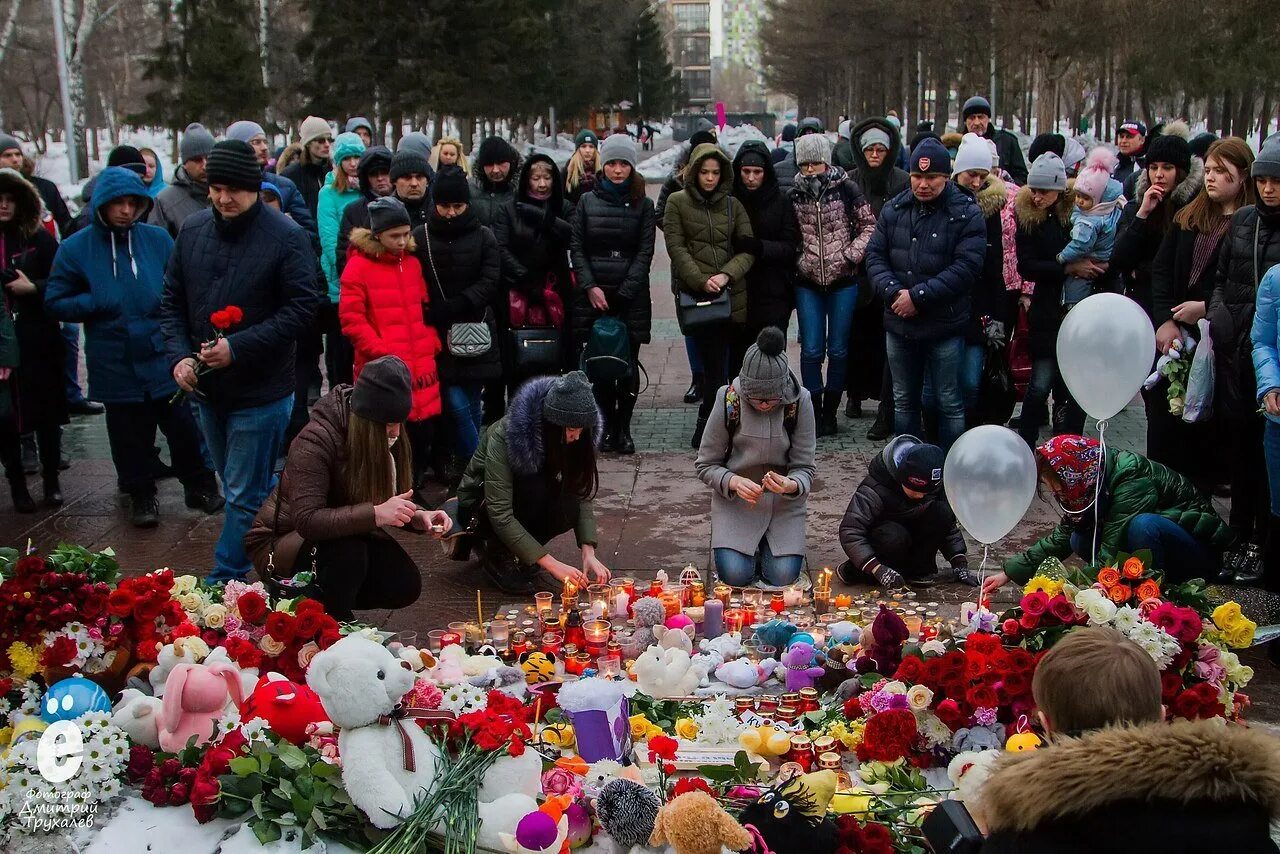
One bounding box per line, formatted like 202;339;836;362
440;631;462;647
540;631;564;657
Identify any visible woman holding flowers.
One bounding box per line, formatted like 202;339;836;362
983;435;1234;595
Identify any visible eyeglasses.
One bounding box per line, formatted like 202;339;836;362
747;396;782;407
315;136;334;144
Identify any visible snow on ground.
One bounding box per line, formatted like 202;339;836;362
637;123;768;180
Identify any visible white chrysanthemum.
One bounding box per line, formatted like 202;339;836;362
917;712;952;748
213;710;242;738
439;683;486;715
1112;606;1141;634
99;778;122;799
239;718;270;744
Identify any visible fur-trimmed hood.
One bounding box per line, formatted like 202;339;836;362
1014;184;1076;232
1132;152;1204;210
980;720;1280;833
972;172;1009;219
504;376;603;475
0;167;44;237
348;226;416;260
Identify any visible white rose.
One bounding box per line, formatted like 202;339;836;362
883;680;908;695
907;684;935;711
202;603;228;628
1084;597;1117;626
920;639;947;657
172;574;197;595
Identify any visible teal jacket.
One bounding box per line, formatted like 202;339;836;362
317;171;362;302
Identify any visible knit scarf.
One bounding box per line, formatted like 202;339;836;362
597;176;628;203
527;187;552;202
1036;434;1102;513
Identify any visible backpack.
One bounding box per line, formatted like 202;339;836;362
580;315;633;382
722;382;799;465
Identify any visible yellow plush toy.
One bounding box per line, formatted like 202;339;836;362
519;651;557;685
739;724;792;758
1005;731;1042;752
540;723;575;749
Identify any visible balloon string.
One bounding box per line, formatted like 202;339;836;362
977;544;990;611
1092;419;1108;566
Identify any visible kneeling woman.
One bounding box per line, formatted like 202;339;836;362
695;328;816;587
246;356;451;621
984;434;1234;596
457;371;611;595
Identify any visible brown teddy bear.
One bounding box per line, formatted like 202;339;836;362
649;790;753;854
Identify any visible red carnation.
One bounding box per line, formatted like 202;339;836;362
649;735;679;761
224;306;244;325
1160;670;1184;703
236;590;267;623
42;635;77;667
210;310;231;331
672;777;714;799
856;709;918;762
107;588;137;617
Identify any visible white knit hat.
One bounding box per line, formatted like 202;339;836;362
298;116;332;146
952;133;992;177
795;133;832;166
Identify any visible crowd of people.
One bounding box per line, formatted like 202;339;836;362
0;98;1277;608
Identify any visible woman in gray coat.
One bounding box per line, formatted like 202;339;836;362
695;327;816;586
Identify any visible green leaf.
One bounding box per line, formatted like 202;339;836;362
251;793;265;819
311;760;340;779
229;757;259;777
279;778;296;798
251;819;282;845
291;793;313;819
277;742;309;771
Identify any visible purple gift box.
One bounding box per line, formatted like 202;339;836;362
565;695;630;762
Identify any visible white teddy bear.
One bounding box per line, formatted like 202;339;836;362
634;645;699;698
149;638;204;697
307;635;443;829
650;624;693;655
110;688;162;748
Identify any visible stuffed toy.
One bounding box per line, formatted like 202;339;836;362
827;621;860;646
1005;731;1042;752
158;662;244;752
739;724;791;758
781;642;825;692
110;688;162;749
468;665;529;699
737;770;839;854
753;619;797;652
634;645;699;698
520;651;558;685
593;778;661;854
714;657;777;690
630;597;667;651
540;722;575;749
565;801;594;849
947;750;1001;804
239;674;330;745
650;790;752;854
651;624;693;655
203;646;260;704
479;747;544;803
149;637;205;697
427;645;469;684
461;651;505;678
502;797;572;854
817;645;858;693
306;635;442;829
574;758;643;799
397;646;437;672
854;606;909;676
699;633;743;663
664;613;695;635
952;723;1004;754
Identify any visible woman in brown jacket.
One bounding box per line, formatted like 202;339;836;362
245;356;451;620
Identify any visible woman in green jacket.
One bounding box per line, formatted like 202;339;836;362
984;434;1234;594
454;371;611;595
317;131;366;386
663;142;755;448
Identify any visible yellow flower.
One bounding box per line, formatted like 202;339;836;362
826;719;865;751
171;574;198;595
1024;575;1064;597
259;635;286;656
1225;618;1257;648
630;714;656;741
1212;602;1244;630
674;718;700;740
6;642;39;681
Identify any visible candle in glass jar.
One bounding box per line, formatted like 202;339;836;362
583;619;611;654
834;593;853;608
813;589;830;615
724;609;745;634
490;619;510;649
565;651;591;676
509;631;531;657
703;598;724;638
689;581;705;606
588;584;611;618
616;630;641;661
440;631;462;647
660;592;682;618
713;583;732;606
541;631;563;656
534;591;554;618
649;579;664;597
770;592;786;614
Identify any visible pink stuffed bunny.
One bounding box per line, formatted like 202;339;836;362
159;661;245;752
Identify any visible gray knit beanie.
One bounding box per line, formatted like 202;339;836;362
398;132;433;159
368;196;411;234
543;371;599;428
737;327;790;401
598;133;637;169
1252;142;1280;179
179;122;215;163
351;355;412;424
794;133;832;166
226;120;266;144
1027;152;1068;191
0;132;20;156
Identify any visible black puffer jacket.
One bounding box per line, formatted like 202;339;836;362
1112;158;1204;319
732;140;798;331
412;210;502;384
160;203;320;410
838;435;966;579
569;180;656;345
960;174;1011;344
1150;218;1227;326
848;117;911;217
1013;186;1074;359
1207;200;1280;417
470;137;521;228
492;154;573;298
335;146;396;277
280;159;330;219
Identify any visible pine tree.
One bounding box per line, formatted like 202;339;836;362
615;0;681;123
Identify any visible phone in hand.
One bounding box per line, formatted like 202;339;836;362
921;800;984;854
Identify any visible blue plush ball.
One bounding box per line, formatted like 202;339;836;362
787;632;816;648
40;677;112;723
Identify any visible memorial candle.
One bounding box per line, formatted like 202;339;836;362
583;619;611;655
770;592;786;614
534;592;554;620
703;598;724;638
782;585;803;607
440;631;462;647
834;593;853;608
725;608;745;634
713;583;732;606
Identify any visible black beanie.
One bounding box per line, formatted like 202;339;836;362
432;166;470;205
1189;132;1218;162
475;136;519;168
351;355;412;424
359;145;393;176
1027;133;1066;166
896;440;944;493
389;149;430;183
205;140;262;192
737;149;769;170
1145;132;1192;173
107;145;147;175
689;129;717;149
368;196;411;234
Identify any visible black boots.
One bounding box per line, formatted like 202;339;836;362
9;478;34;513
683;374;703;404
691;416;708;450
615;393;636;455
595;387;618;452
845;396;863;418
479;540;537;595
820;390;840;437
130;494;160;528
42;475;62;507
867;397;894;441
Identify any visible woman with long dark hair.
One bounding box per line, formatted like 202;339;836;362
245;356;452;621
455;371;610;594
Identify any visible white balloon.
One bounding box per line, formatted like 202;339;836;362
1056;292;1156;421
943;425;1038;545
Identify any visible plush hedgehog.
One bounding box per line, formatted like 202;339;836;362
854;606;909;676
594;778;661;854
630;597;668;651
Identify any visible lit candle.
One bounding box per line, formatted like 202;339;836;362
703;598;724;638
713;584;732;606
597;655;622;678
589;584;611;618
583;619;611;655
509;631;531;656
660;592;682;618
534;592;554;619
770;592;786;614
541;631;563;657
440;631;462;647
725;609;745;634
649;578;665;597
834;593;853;609
814;589;830;616
613;590;630;618
689;581;705;606
565;651;590;676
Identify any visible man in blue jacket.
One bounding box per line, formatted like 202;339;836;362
865;138;987;451
45;167;223;527
161;140;319;582
226;119;317;236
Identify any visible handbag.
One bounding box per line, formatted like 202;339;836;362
507;327;562;377
262;489;322;601
675;197;735;334
422;223;493;359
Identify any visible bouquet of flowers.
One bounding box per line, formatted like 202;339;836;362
196;582;344;682
171;304;244;403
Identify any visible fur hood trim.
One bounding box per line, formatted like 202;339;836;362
980;720;1280;833
941;131;964;150
974;173;1009;219
505;376;604;475
349;227;416;259
1014;184;1075;232
0;167;45;237
1132;153;1204;210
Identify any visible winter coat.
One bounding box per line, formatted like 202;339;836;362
338;194;430;278
1013;186;1074;360
45;167;178;405
28;174;72;237
1113;148;1144;190
831;139;856;171
1002;448;1232;583
569;179;656;345
788;165;875;292
412;209;502;384
960;174;1012;342
1060;180;1126;303
655;172;683;229
148;165;210;238
491;153;573;315
865;181;986;341
1150;218;1227;328
0;169;65;431
838;435;966;578
338;229;442;421
456;376;600;565
983;125;1028;186
1208;201;1280;419
1112;157;1204;319
245;386;407;576
774;118;826;191
333;147;397;279
663;144;755;327
695;375;815;557
316;172;363;303
280;159;330;219
978;720;1280;854
160;201;320;411
261;172;318;236
732;140;799;330
470;167;519;229
848;118;911;217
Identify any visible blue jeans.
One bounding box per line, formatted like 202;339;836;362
886;332;965;450
63;323;84;402
714;539;803;587
444;383;483;461
1018;357;1056;445
685;336;703;374
196;395;293;582
922;342;985;414
795;285;857;395
1264;420;1280;516
1068;513;1216;583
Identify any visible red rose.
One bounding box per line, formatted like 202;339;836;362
1019;611;1041;630
266;612;296;643
292;611;322;638
108;588;137;617
893;656;924;683
190;775;221;823
42;635;77;667
236;591;267;623
1002;671;1030;698
1160;670;1184;703
318;628;341;649
967;685;999;709
81;592;108;619
1048;595;1078;624
1020;591;1050;617
965;633;1001;656
295;598;325;618
134;595;165;623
